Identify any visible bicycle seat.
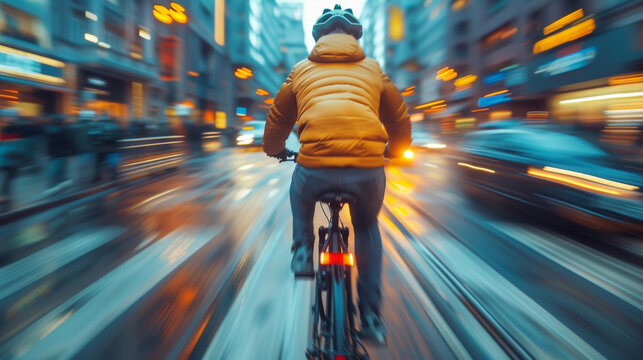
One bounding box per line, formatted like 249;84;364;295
318;191;356;205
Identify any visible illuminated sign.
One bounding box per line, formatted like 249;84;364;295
159;36;181;81
153;2;188;24
483;72;506;85
88;77;107;87
544;9;583;35
454;74;477;88
533;18;595;54
477;92;512;107
236;107;247;116
0;45;65;85
389;6;405;41
436;67;457;81
234;67;253;79
215;0;225;46
535;47;596;76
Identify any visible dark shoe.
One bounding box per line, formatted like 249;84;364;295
291;243;314;278
359;305;386;345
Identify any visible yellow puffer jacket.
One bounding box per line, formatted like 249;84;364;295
263;33;411;168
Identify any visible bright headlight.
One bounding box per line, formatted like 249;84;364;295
237;134;254;141
424;143;447;149
236;134;254;145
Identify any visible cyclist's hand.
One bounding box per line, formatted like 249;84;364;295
269;148;297;162
286;149;298;162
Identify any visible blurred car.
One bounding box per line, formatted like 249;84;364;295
236;121;265;147
410;129;447;151
455;127;642;231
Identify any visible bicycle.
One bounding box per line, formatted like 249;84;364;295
276;150;369;360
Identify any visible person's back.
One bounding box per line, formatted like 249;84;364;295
262;4;411;345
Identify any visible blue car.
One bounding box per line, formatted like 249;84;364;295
455;126;642;232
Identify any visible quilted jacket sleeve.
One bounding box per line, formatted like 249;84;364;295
263;69;298;156
379;71;412;157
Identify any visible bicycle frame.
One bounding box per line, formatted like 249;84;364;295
308;197;368;360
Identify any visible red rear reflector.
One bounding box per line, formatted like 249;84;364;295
320;252;354;266
334;356;348;360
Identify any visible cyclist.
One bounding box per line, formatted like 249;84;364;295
263;4;411;344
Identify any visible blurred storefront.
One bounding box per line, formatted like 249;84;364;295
78;71;129;123
0;44;72;117
0;0;72;117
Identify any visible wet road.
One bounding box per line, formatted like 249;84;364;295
0;147;641;360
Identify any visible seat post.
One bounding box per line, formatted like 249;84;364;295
329;198;342;252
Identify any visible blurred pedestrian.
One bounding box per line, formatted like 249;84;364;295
184;119;204;156
69;111;96;185
44;114;74;195
0;109;27;204
89;114;122;182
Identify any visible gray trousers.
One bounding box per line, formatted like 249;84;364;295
290;164;386;309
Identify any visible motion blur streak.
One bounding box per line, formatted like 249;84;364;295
533;18;595;54
542;166;639;191
543;9;584;35
527;168;621;196
560;91;643;104
458;162;496;174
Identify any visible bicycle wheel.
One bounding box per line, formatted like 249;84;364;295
331;262;350;355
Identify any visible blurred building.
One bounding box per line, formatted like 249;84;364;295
279;1;307;71
373;0;643;136
0;0;71;116
360;0;389;70
360;0;451;133
0;0;235;128
228;0;305;122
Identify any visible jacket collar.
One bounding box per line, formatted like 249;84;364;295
308;33;366;63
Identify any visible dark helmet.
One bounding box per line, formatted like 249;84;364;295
312;4;362;42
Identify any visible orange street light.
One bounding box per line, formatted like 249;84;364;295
170;9;188;23
153;5;172;24
235;67;253;79
170;2;185;12
154;3;188;24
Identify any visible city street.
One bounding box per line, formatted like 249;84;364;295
1;147;640;360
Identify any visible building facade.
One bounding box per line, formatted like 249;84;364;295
1;0;236;128
227;0;305;123
371;0;643;134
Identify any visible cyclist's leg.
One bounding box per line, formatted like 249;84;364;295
344;167;386;312
289;164;327;276
290;165;316;247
